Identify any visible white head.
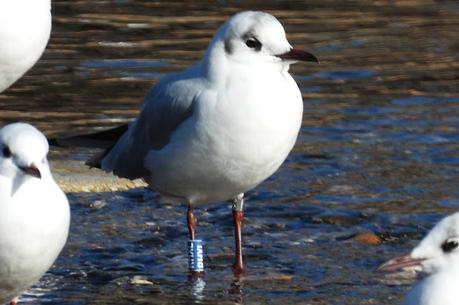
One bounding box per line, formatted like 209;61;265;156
203;11;318;71
0;123;49;193
0;0;51;11
379;212;459;275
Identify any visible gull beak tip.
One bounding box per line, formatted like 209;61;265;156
19;163;42;179
377;253;423;273
278;48;319;63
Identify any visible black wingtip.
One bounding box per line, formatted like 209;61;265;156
50;124;129;149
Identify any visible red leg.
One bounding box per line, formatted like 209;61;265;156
232;209;244;275
10;297;18;305
187;204;205;275
187;204;197;240
232;194;245;275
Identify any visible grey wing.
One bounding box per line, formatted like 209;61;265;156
99;67;203;180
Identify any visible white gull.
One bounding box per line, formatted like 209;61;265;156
0;0;51;92
379;212;459;305
0;123;70;305
88;10;318;274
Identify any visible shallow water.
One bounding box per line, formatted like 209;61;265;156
1;0;459;304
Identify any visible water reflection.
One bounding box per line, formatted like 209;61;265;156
229;278;244;304
189;276;206;303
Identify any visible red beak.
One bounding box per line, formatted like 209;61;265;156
277;48;319;63
378;253;424;273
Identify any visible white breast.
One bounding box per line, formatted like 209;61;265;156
147;65;303;204
0;176;70;303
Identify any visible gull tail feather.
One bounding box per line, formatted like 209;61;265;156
87;122;147;180
85;124;132;170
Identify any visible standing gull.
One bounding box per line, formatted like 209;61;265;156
0;123;70;305
0;0;51;92
88;10;318;274
379;212;459;305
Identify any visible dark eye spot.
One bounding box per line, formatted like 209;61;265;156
2;146;11;158
441;239;459;253
245;38;262;51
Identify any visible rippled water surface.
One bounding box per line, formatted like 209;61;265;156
1;1;459;304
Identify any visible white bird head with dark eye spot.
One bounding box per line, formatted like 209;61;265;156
0;123;49;189
379;212;459;275
203;11;318;74
410;213;459;274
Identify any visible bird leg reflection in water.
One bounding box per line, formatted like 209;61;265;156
229;276;245;304
189;276;206;302
232;194;245;275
